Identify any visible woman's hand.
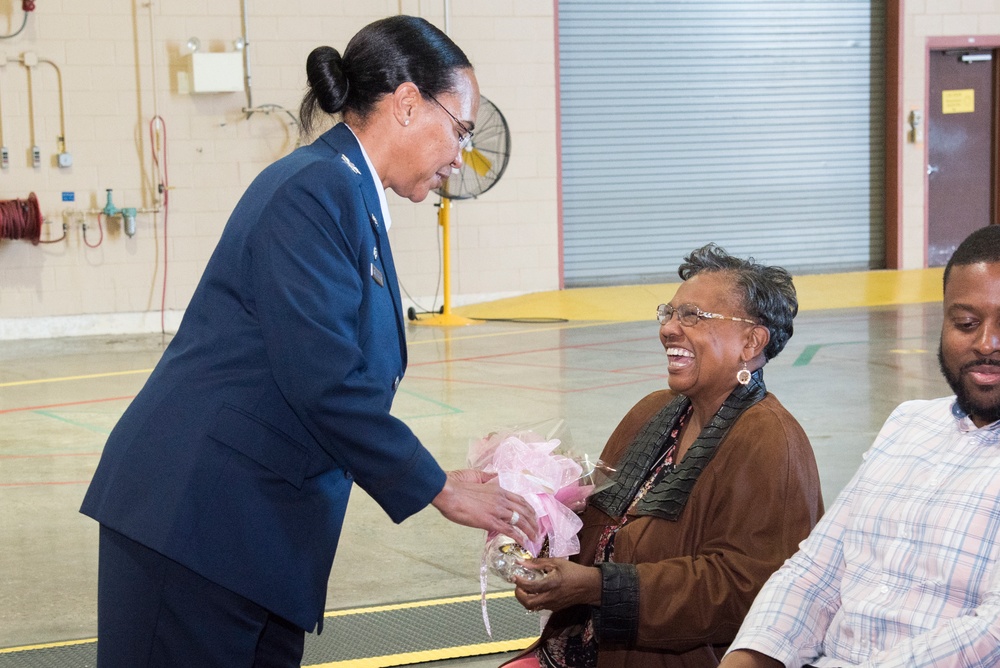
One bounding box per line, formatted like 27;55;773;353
513;558;602;612
431;469;539;543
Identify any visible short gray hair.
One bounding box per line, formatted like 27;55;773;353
677;243;798;360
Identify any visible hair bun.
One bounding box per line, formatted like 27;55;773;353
305;46;348;114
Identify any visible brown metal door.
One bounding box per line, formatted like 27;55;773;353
927;50;996;266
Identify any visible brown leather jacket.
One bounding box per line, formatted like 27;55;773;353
508;379;823;668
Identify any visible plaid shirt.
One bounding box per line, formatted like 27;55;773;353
728;396;1000;668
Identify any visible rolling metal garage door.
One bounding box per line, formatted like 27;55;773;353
559;1;885;286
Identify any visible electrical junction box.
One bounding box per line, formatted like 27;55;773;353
190;52;244;93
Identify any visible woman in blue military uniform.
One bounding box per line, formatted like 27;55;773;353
81;15;537;667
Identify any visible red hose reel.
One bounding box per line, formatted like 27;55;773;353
0;193;43;244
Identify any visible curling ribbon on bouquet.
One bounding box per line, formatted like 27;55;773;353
480;549;493;637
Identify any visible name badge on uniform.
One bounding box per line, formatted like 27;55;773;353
370;263;384;287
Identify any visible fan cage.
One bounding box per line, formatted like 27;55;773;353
435;95;511;200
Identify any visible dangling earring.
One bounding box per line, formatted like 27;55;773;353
736;361;751;386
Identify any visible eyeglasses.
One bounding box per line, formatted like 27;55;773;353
656;303;759;327
427;93;475;150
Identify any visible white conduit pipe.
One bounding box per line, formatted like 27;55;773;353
37;58;66;153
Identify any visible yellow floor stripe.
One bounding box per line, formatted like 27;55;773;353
0;634;534;665
311;592;531;666
323;591;515;617
0;368;154;388
793;268;944;311
455;268;945;322
0;637;95;653
305;638;535;668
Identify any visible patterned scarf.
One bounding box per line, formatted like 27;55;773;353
590;369;767;521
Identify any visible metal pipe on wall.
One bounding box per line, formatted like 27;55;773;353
240;0;253;117
231;0;300;144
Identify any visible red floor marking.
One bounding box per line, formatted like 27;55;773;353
403;373;662;394
407;336;651;367
462;358;667;376
0;395;135;415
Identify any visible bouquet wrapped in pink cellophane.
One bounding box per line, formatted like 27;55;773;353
469;419;614;635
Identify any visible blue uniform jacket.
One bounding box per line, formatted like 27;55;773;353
80;123;447;632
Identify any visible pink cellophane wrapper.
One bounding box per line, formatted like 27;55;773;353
470;419;614;636
470;426;586;558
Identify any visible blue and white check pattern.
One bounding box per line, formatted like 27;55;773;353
728;396;1000;668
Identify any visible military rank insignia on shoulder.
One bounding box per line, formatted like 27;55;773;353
340;154;361;176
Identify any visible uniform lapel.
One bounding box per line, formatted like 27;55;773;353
321;124;408;370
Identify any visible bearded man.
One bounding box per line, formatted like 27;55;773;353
721;225;1000;668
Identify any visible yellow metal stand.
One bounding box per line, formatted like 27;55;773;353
411;197;480;327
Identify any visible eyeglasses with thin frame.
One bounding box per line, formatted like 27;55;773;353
657;303;759;327
426;93;475;150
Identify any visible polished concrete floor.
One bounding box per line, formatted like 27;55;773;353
0;270;952;665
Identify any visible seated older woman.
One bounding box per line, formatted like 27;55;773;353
506;243;823;668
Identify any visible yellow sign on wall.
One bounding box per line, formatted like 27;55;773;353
942;89;975;114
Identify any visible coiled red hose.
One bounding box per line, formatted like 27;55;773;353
0;193;42;244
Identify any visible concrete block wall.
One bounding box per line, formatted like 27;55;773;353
0;0;559;338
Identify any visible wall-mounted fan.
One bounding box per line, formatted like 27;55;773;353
412;94;512;326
